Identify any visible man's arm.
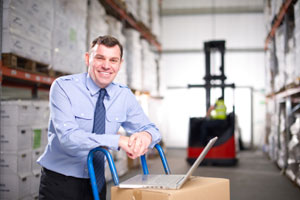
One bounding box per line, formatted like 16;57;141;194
50;79;121;154
121;90;161;158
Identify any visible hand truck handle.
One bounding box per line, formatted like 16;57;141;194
140;144;171;175
87;147;119;200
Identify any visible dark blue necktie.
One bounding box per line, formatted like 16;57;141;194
92;88;106;192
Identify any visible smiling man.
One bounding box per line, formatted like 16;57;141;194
37;35;161;200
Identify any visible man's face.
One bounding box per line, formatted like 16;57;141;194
86;44;122;88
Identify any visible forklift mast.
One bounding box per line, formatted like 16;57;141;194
188;40;235;111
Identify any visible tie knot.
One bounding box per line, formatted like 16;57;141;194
99;89;106;101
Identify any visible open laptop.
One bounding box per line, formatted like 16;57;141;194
118;136;218;190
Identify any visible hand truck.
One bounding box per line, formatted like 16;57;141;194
87;144;171;200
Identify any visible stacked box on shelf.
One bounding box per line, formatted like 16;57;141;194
141;39;157;95
264;49;274;95
124;28;142;91
157;58;167;97
87;0;108;45
285;38;296;85
274;26;286;92
106;16;128;86
149;0;161;39
264;1;272;33
2;0;53;65
277;107;288;169
138;0;150;27
52;0;87;74
124;0;139;20
294;1;300;78
266;99;278;161
286;115;300;183
0;100;49;199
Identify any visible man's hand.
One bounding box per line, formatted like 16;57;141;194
118;132;152;159
128;131;152;159
118;135;135;158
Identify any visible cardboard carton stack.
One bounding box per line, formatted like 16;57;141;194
149;0;161;39
87;0;108;45
124;0;139;20
2;0;53;65
124;28;142;91
0;100;49;199
52;0;87;74
137;0;150;27
295;0;300;78
141;39;157;95
286;116;300;186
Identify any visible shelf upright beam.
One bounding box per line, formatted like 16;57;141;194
104;0;162;52
264;0;293;50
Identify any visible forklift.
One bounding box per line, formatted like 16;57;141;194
187;40;238;166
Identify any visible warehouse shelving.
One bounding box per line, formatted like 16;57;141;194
264;0;293;50
264;0;300;189
0;0;161;96
99;0;162;52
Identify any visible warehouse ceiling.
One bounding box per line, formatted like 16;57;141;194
162;0;264;15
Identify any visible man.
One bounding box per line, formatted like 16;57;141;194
38;35;161;200
200;97;227;144
206;97;227;120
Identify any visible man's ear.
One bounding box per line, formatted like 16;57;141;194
85;52;89;66
118;58;124;70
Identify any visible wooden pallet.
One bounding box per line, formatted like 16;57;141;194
2;53;68;77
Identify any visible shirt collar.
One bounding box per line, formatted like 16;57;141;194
86;73;115;99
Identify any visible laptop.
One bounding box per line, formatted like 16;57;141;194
118;136;218;190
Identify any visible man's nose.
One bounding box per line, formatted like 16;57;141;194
101;60;110;69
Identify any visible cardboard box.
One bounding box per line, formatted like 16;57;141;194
1;101;34;126
0;125;32;151
0;150;31;174
111;176;230;200
31;170;41;195
32;148;43;171
0;172;31;199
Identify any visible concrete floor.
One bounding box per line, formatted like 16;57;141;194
107;149;300;200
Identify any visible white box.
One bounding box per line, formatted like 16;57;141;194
2;30;30;58
1;100;34;126
32;148;43;171
0;150;31;174
0;172;31;200
1;126;32;152
31;170;41;195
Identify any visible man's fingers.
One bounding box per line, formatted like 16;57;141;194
128;135;137;147
134;137;142;153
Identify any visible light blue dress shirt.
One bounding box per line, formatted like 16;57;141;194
37;73;161;178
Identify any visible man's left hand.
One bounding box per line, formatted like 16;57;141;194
128;131;152;159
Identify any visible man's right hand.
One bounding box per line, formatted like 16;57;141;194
118;135;136;159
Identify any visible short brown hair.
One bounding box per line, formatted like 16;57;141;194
90;35;123;58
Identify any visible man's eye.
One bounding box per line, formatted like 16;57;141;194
111;59;118;63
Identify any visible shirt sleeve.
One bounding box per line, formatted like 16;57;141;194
121;90;162;148
49;79;120;156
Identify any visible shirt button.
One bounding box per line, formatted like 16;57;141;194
75;79;79;81
115;117;119;120
81;113;84;116
63;124;67;126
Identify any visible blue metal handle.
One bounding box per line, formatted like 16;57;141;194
88;144;171;200
140;144;171;175
87;147;119;200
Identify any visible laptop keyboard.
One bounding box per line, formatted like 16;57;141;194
148;175;184;185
